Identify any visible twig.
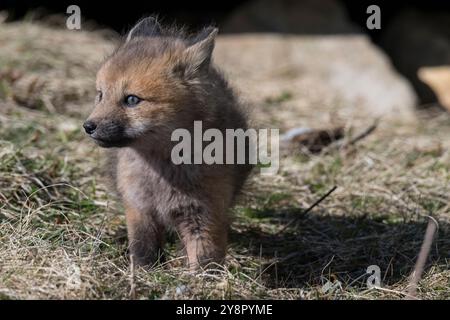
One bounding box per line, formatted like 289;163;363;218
278;186;338;234
129;254;137;299
346;119;379;146
330;119;379;151
405;216;439;299
369;286;419;300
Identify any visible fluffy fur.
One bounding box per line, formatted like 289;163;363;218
84;17;253;268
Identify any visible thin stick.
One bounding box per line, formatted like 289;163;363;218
129;254;137;299
330;119;379;151
278;186;337;234
346;119;379;146
405;216;439;299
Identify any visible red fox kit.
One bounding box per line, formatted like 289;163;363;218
83;17;252;268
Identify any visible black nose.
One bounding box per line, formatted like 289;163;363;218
83;121;97;134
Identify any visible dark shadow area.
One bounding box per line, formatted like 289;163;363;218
0;0;246;32
230;208;449;289
378;9;450;109
343;1;450;109
0;0;448;34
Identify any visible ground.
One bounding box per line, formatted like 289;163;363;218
0;19;449;299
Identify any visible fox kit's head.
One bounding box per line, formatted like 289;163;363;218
83;17;218;148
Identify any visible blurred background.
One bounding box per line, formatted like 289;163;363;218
1;0;449;114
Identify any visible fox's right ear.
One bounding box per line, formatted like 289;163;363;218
126;17;162;42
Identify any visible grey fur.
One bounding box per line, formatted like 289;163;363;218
87;17;253;268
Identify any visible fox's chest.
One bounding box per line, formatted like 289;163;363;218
115;149;199;217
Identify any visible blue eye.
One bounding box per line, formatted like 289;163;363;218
124;95;141;107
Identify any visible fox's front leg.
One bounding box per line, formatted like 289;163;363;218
125;205;165;267
172;205;228;270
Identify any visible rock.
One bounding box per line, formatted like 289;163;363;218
214;34;417;129
217;0;417;129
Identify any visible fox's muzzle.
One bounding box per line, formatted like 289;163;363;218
83;118;132;148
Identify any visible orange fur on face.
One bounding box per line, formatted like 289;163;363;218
90;39;200;141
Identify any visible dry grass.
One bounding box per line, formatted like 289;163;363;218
0;19;449;300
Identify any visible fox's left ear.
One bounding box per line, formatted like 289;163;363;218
182;27;218;76
126;17;162;42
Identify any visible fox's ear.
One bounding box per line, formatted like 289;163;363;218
126;17;162;42
183;27;218;75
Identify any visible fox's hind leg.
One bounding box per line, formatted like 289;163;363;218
172;205;228;270
125;205;165;267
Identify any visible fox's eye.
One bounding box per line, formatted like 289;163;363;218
124;95;141;107
96;90;103;103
